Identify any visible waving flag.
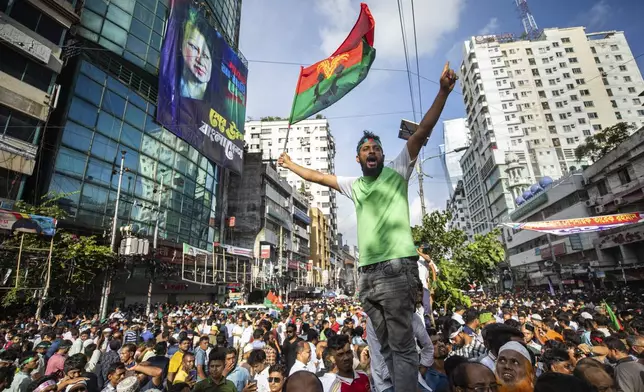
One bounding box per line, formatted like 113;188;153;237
503;212;644;236
288;3;376;125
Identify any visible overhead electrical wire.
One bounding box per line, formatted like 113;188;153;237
396;0;418;122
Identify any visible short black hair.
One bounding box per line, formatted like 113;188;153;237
247;349;266;366
268;364;286;377
534;372;593;392
64;353;87;374
356;131;381;153
208;348;226;363
253;329;264;340
106;362;126;377
604;336;627;353
327;334;349;352
541;348;571;371
168;383;189;392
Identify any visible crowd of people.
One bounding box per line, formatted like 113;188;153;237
0;287;643;392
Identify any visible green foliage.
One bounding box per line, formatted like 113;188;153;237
315;114;326;119
412;210;505;307
260;116;286;121
574;122;633;163
1;192;115;308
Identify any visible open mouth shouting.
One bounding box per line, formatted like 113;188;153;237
366;155;378;168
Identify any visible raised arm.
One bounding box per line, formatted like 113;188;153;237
278;152;340;191
407;62;457;161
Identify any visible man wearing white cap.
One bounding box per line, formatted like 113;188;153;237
495;341;535;392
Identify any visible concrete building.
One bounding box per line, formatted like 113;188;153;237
582;126;644;283
27;0;245;305
244;118;339;262
446;180;473;240
505;126;644;287
227;153;310;289
309;207;330;287
504;173;599;288
0;0;82;207
441;118;470;196
459;27;644;235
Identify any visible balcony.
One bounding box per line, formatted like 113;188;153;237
293;206;311;224
294;225;308;239
266;204;291;229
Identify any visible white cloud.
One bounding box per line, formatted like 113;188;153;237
573;1;611;30
478;17;499;35
315;0;466;64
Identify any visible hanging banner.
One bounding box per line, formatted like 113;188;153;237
157;0;248;174
504;212;644;236
222;244;253;258
0;209;57;236
260;245;270;259
182;243;210;257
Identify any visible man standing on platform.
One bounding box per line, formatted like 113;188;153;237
279;62;457;391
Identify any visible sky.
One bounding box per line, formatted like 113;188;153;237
238;0;644;248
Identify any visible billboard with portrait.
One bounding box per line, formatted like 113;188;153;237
157;0;248;174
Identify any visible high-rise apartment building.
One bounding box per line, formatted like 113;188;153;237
446;180;473;241
459;27;644;234
441;118;470;196
0;0;82;207
244;119;339;253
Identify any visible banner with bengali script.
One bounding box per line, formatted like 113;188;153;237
503;212;644;236
157;0;248;174
0;209;57;236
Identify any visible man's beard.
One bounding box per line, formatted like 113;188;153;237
360;159;384;177
497;377;534;392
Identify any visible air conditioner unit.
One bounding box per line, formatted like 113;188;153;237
584;198;597;207
614;197;626;206
595;205;605;214
283;200;290;207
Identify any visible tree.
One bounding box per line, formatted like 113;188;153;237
574;122;633;163
0;193;116;309
412;210;505;307
260;116;286;121
315;114;326;119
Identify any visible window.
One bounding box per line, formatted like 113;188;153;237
615;112;622;120
555;102;564;108
615;55;623;61
606;89;613;97
545;114;553;122
576;78;586;85
593;124;602;130
611;100;618;108
588;112;598;119
532;69;540;76
563;73;571;79
563;125;572;132
561;38;571;43
583;130;591;136
548;126;556;134
624;76;632;82
628;87;636;93
634;99;641;105
578;118;586;124
617;168;631;185
549;79;556;86
9;1;66;45
0;45;55;92
566;84;575;90
619;65;627;71
597;180;608;196
572;68;582;74
556;52;563;58
580;89;590;96
610;44;619;51
566;138;574;144
569;57;578;63
529;58;536;65
583;101;594;108
542;102;550;110
552;90;560;97
538;91;546;98
570;94;578;101
526;48;533;55
638;110;644;116
565;47;574;53
535;79;543;87
559;113;567;120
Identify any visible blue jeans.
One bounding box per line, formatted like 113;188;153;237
359;258;420;392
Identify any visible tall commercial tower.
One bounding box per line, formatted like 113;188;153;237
26;0;245;304
0;1;82;207
441;118;470;196
244;119;339;261
459;27;644;234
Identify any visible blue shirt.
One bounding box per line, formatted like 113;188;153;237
194;347;208;381
46;339;61;359
141;331;154;342
226;366;250;392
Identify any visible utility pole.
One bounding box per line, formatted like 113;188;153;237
416;162;426;217
100;151;126;320
147;172;165;316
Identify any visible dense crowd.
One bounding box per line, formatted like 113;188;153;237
0;287;643;392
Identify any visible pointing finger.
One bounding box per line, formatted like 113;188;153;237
443;61;450;74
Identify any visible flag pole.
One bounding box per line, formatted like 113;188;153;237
284;66;304;152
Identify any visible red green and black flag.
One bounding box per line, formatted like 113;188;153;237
288;3;376;125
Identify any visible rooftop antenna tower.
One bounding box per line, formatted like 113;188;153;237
515;0;542;40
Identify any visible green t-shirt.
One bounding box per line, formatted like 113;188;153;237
337;146;418;267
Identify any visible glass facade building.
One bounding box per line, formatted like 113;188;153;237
36;0;244;252
49;59;222;249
